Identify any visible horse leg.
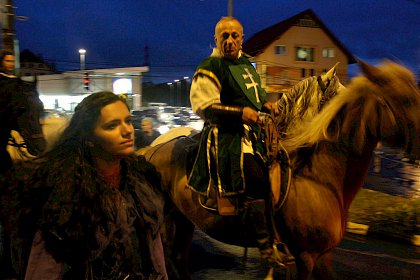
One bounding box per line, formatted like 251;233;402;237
312;251;337;280
160;212;179;279
294;252;316;280
169;210;195;280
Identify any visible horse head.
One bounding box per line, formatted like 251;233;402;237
357;59;420;159
12;78;46;156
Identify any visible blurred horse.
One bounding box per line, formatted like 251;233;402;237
140;60;420;279
7;116;69;162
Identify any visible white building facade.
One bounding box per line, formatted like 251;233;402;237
23;66;149;111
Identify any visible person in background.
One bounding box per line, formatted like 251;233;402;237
187;16;294;268
135;117;160;149
7;91;167;279
0;50;16;78
0;49;17;280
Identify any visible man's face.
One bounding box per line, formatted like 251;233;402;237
214;19;244;59
141;119;153;134
2;55;15;72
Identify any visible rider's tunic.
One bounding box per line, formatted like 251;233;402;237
188;49;267;196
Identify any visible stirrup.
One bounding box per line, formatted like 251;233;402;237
272;242;295;268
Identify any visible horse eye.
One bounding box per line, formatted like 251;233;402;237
399;97;412;108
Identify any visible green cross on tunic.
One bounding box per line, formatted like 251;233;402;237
242;68;261;103
229;64;264;110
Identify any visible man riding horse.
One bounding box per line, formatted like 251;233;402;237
187;16;294;268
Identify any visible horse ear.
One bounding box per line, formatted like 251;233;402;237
329;62;340;76
321;62;340;84
358;58;385;85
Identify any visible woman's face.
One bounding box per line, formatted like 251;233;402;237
93;100;134;158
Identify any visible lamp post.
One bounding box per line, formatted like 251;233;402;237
1;0;15;54
183;77;190;107
228;0;233;16
167;82;173;106
174;79;181;107
78;48;86;70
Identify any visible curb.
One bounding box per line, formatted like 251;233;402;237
346;222;419;247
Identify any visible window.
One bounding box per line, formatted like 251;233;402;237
322;48;335;58
274;45;286;55
301;68;306;78
310;69;315;76
296;47;314;62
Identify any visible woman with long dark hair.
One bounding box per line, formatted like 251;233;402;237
14;91;167;279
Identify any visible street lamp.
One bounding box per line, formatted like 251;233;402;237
183;77;190;106
167;82;174;106
78;49;86;70
174;79;180;107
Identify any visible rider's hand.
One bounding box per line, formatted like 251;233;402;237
263;101;276;113
263;101;281;116
242;107;260;125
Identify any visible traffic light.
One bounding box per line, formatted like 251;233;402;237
83;72;90;91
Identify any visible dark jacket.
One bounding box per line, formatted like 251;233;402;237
9;155;167;279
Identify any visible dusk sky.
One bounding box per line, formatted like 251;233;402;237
13;0;420;83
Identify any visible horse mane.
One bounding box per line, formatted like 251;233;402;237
276;69;344;136
282;61;418;156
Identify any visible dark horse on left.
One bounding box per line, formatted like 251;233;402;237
0;76;46;279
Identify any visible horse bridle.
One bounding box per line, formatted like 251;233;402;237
8;133;44;149
317;75;335;111
317;75;328;93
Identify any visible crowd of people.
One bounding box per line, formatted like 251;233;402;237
0;16;293;279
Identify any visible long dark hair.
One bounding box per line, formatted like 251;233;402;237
16;91;164;266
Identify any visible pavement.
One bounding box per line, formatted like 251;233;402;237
346;146;420;246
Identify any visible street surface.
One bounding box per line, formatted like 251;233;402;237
365;146;420;199
190;230;420;280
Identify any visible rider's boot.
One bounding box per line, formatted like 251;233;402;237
244;199;294;268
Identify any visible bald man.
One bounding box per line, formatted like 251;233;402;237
188;17;293;268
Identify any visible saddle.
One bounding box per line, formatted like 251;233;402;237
197;114;291;216
197;147;291;216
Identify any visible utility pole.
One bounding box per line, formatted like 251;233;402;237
1;0;15;54
228;0;233;16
